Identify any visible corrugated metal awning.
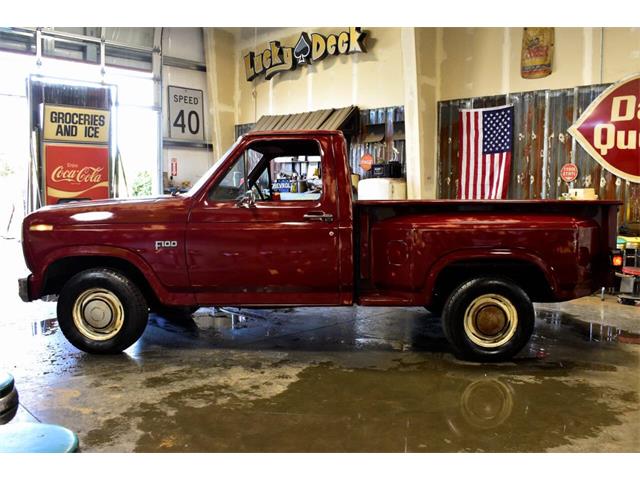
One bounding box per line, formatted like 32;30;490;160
252;106;357;132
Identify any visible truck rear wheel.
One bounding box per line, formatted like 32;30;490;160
57;269;148;354
442;277;534;362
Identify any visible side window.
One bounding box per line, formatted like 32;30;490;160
208;139;322;202
208;148;263;201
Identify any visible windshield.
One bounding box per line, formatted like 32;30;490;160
185;136;243;197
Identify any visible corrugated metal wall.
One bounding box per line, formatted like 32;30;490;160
348;106;405;179
437;85;640;225
236;105;407;180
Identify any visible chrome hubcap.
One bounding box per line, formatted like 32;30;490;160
463;294;518;348
72;288;124;341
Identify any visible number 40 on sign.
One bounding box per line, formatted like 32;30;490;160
168;86;204;141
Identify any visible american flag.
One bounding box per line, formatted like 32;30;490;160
458;105;514;199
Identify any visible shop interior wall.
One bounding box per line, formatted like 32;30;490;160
416;27;640;200
233;27;406;126
202;28;236;162
162;28;214;189
414;27;440;199
199;27;640;202
438;27;640;100
437;87;640;225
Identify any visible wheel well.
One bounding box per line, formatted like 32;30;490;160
430;259;553;307
42;256;158;306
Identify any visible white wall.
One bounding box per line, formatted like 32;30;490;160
233;27;406;126
161;28;214;189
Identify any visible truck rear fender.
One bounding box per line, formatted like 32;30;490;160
424;249;557;306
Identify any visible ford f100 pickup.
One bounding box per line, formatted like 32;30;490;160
19;130;621;361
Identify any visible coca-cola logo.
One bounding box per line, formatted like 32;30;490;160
44;144;110;205
51;165;104;184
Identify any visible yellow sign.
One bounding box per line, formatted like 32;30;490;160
43;105;110;144
521;27;554;79
244;27;367;81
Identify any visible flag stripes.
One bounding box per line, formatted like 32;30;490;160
458;105;513;200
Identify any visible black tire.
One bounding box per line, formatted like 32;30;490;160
57;268;148;354
0;386;19;425
0;404;18;425
441;277;534;362
425;299;444;317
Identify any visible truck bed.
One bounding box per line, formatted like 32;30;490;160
354;199;620;306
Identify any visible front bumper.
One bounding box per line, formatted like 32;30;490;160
18;276;31;302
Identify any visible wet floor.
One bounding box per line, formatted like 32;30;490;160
1;239;639;452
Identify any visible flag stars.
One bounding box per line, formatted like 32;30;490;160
482;107;513;154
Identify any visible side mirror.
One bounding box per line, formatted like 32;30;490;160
236;189;256;208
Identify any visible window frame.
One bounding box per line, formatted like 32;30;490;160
206;138;325;204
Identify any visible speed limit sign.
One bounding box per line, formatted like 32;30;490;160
168;85;205;141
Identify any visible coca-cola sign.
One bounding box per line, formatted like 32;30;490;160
44;144;110;205
568;73;640;183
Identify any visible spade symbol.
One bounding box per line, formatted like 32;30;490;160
293;33;311;64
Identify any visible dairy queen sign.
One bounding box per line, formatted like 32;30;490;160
568;73;640;183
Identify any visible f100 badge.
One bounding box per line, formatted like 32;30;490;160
155;240;178;250
244;27;367;81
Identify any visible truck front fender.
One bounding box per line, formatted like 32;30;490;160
32;245;196;306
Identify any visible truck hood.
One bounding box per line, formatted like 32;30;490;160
24;195;192;227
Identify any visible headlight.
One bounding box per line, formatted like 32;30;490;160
29;224;54;232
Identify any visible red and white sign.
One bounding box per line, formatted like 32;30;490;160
170;157;178;177
44;144;110;205
568;73;640;183
560;163;578;183
360;153;374;172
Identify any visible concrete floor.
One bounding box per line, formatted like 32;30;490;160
1;238;639;452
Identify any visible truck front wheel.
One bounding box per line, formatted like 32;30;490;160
442;277;534;362
57;269;148;354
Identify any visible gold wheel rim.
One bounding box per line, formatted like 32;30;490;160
72;288;124;341
463;294;518;348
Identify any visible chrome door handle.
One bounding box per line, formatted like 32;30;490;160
303;211;334;222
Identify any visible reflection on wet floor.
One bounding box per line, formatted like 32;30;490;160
4;298;639;452
538;309;640;344
31;318;58;337
117;354;633;453
33;307;638;347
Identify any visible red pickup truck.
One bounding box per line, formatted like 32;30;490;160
20;130;620;361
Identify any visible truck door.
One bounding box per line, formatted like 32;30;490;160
186;136;341;306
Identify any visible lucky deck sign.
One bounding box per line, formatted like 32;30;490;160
568;73;640;183
244;27;367;81
43;144;110;205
